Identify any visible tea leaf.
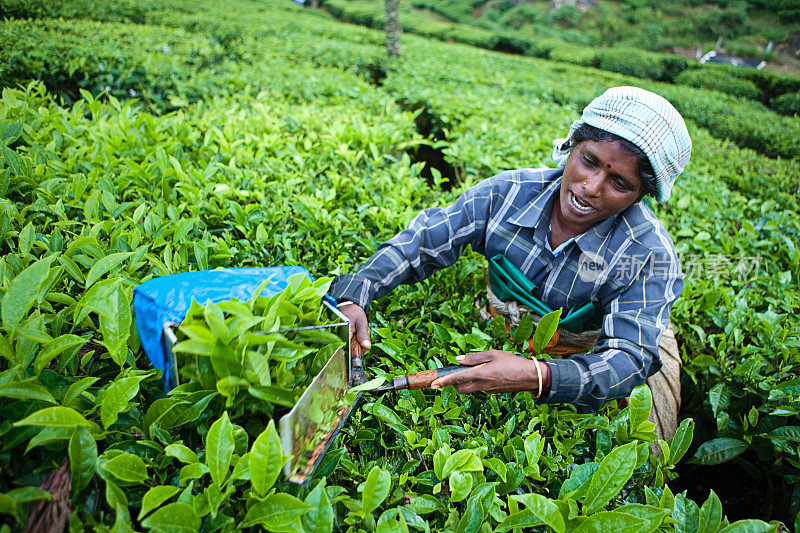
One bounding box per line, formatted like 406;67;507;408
210;341;243;379
689;438;748;465
14;406;94;428
100;376;143;429
514;313;534;347
717;520;777;533
573;511;648;533
165;444;198;464
100;452;148;484
362;466;391;515
584;441;637;514
34;334;88;375
0;380;55;403
668;418;695;465
442;449;482;478
69;427;97;494
250;419;283;496
628;385;653;433
350;376;386;393
2;255;53;331
206;412;234;485
98;283;131;367
302;481;334;533
141;502;200;533
698;491;722;533
85;252;132;289
138;486;180;521
532;308;561;354
241;493;310;529
499;493;565;533
448;470;473;503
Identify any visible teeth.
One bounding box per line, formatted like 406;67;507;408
570;191;593;213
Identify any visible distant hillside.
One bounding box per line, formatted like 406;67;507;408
322;0;800;117
410;0;800;75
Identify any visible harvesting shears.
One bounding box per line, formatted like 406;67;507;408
278;338;473;484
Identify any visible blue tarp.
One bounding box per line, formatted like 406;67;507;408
133;267;335;390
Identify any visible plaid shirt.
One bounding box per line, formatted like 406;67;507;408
330;169;684;411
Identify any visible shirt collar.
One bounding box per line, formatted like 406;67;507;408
507;173;562;229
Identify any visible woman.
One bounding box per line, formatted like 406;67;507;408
329;86;691;435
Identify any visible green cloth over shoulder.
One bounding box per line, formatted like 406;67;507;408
487;254;601;333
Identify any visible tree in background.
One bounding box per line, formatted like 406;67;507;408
385;0;401;58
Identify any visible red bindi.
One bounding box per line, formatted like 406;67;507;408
607;163;611;168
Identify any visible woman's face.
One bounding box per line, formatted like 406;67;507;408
555;139;644;233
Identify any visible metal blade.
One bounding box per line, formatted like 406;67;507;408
278;345;359;485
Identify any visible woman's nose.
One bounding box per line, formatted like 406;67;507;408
582;171;603;197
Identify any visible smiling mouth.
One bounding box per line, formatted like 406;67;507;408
568;190;595;215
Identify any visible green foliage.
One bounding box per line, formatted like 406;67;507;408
328;0;800;119
595;48;690;82
743;68;800;101
549;42;600;68
770;91;800;116
675;69;763;101
0;18;234;110
548;5;583;28
0;0;161;23
498;3;547;30
777;0;800;23
414;0;798;67
410;0;481;24
533;309;561;355
690;4;750;40
172;275;342;411
323;2;800;160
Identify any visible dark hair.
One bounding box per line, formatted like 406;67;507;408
565;124;657;200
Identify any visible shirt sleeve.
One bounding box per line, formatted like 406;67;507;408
540;246;684;412
328;175;502;311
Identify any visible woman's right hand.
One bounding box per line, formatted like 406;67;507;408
338;302;371;354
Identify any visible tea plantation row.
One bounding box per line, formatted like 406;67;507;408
0;0;798;531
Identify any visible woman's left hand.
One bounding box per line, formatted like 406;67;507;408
429;350;547;395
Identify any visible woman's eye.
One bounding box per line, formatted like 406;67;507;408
581;154;597;167
613;179;628;191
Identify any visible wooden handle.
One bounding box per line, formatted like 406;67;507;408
351;337;363;359
406;365;472;389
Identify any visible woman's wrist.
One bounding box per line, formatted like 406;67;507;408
530;360;552;399
539;361;552;397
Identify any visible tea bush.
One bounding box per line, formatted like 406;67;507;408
0;0;162;23
0;18;235;110
674;69;763;102
410;0;481;24
771;91;800;116
595;48;689;82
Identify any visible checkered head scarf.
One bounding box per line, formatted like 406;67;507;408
552;86;692;203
